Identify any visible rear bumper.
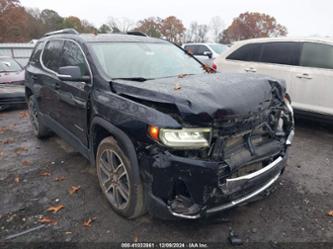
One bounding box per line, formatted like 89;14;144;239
142;149;287;220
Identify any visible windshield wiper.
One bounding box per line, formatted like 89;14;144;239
112;77;150;82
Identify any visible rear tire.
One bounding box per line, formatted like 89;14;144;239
27;95;51;138
96;136;146;219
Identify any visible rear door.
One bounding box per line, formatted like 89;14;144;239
291;42;333;115
39;40;64;118
255;42;301;96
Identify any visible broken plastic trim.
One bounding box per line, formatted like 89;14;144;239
167;173;281;219
286;130;295;146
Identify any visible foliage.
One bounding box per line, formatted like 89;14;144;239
135;17;162;38
0;2;288;46
220;12;287;44
160;16;186;44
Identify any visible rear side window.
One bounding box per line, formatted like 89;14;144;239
260;42;301;66
300;43;333;70
60;41;89;76
227;43;262;62
42;40;64;73
30;42;44;64
184;45;210;56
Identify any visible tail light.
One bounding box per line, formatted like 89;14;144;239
212;63;217;71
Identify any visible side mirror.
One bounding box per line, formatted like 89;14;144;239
58;66;90;82
203;51;213;59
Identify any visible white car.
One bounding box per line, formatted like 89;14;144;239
182;43;228;67
214;37;333;119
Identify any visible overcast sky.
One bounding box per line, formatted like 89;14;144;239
21;0;333;37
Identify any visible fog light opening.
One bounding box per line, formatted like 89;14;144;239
168;180;201;216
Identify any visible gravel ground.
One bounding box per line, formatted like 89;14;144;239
0;108;332;248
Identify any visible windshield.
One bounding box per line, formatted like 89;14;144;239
0;58;22;73
90;42;205;79
209;44;228;54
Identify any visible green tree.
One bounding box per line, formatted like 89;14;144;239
40;9;64;31
98;24;111;33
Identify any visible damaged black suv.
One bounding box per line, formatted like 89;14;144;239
25;29;294;219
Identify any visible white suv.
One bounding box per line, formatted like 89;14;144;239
215;37;333;119
182;43;228;66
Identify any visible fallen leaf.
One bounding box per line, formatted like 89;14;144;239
69;185;81;195
0;127;8;134
3;139;14;144
19;111;29;119
47;204;64;213
21;160;32;166
40;171;51;177
14;147;28;155
39;216;58;225
83;217;94;227
15;176;20;183
328;210;333;217
54;176;65;182
174;83;182;90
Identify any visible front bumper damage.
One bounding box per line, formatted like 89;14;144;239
140;127;294;220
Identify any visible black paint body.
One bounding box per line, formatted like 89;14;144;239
25;33;293;219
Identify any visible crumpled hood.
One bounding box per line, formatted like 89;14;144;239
0;70;25;84
111;73;286;124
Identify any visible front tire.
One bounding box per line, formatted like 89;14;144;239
96;136;146;219
27;95;50;138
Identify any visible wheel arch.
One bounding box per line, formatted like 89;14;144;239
89;117;140;175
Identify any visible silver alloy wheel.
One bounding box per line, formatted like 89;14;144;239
97;149;130;210
28;98;39;133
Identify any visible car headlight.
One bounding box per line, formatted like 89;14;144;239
148;126;211;149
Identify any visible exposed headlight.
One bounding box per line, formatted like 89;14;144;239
148;126;211;149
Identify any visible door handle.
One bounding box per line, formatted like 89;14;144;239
54;82;61;90
244;67;256;73
31;75;38;80
296;73;312;79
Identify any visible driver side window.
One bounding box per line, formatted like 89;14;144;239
60;41;89;76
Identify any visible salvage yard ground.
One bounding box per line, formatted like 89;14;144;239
0;108;332;244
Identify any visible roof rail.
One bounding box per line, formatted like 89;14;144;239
43;28;79;37
126;31;148;37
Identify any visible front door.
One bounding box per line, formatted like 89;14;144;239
55;40;91;146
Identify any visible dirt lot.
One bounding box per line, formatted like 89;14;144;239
0;108;332;246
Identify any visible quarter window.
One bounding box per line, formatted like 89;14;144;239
260;42;301;66
300;43;333;70
30;42;44;64
42;40;64;72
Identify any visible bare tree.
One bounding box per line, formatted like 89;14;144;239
209;16;225;42
185;22;209;43
107;17;135;33
197;24;209;42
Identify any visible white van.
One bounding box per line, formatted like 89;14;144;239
214;37;333;119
